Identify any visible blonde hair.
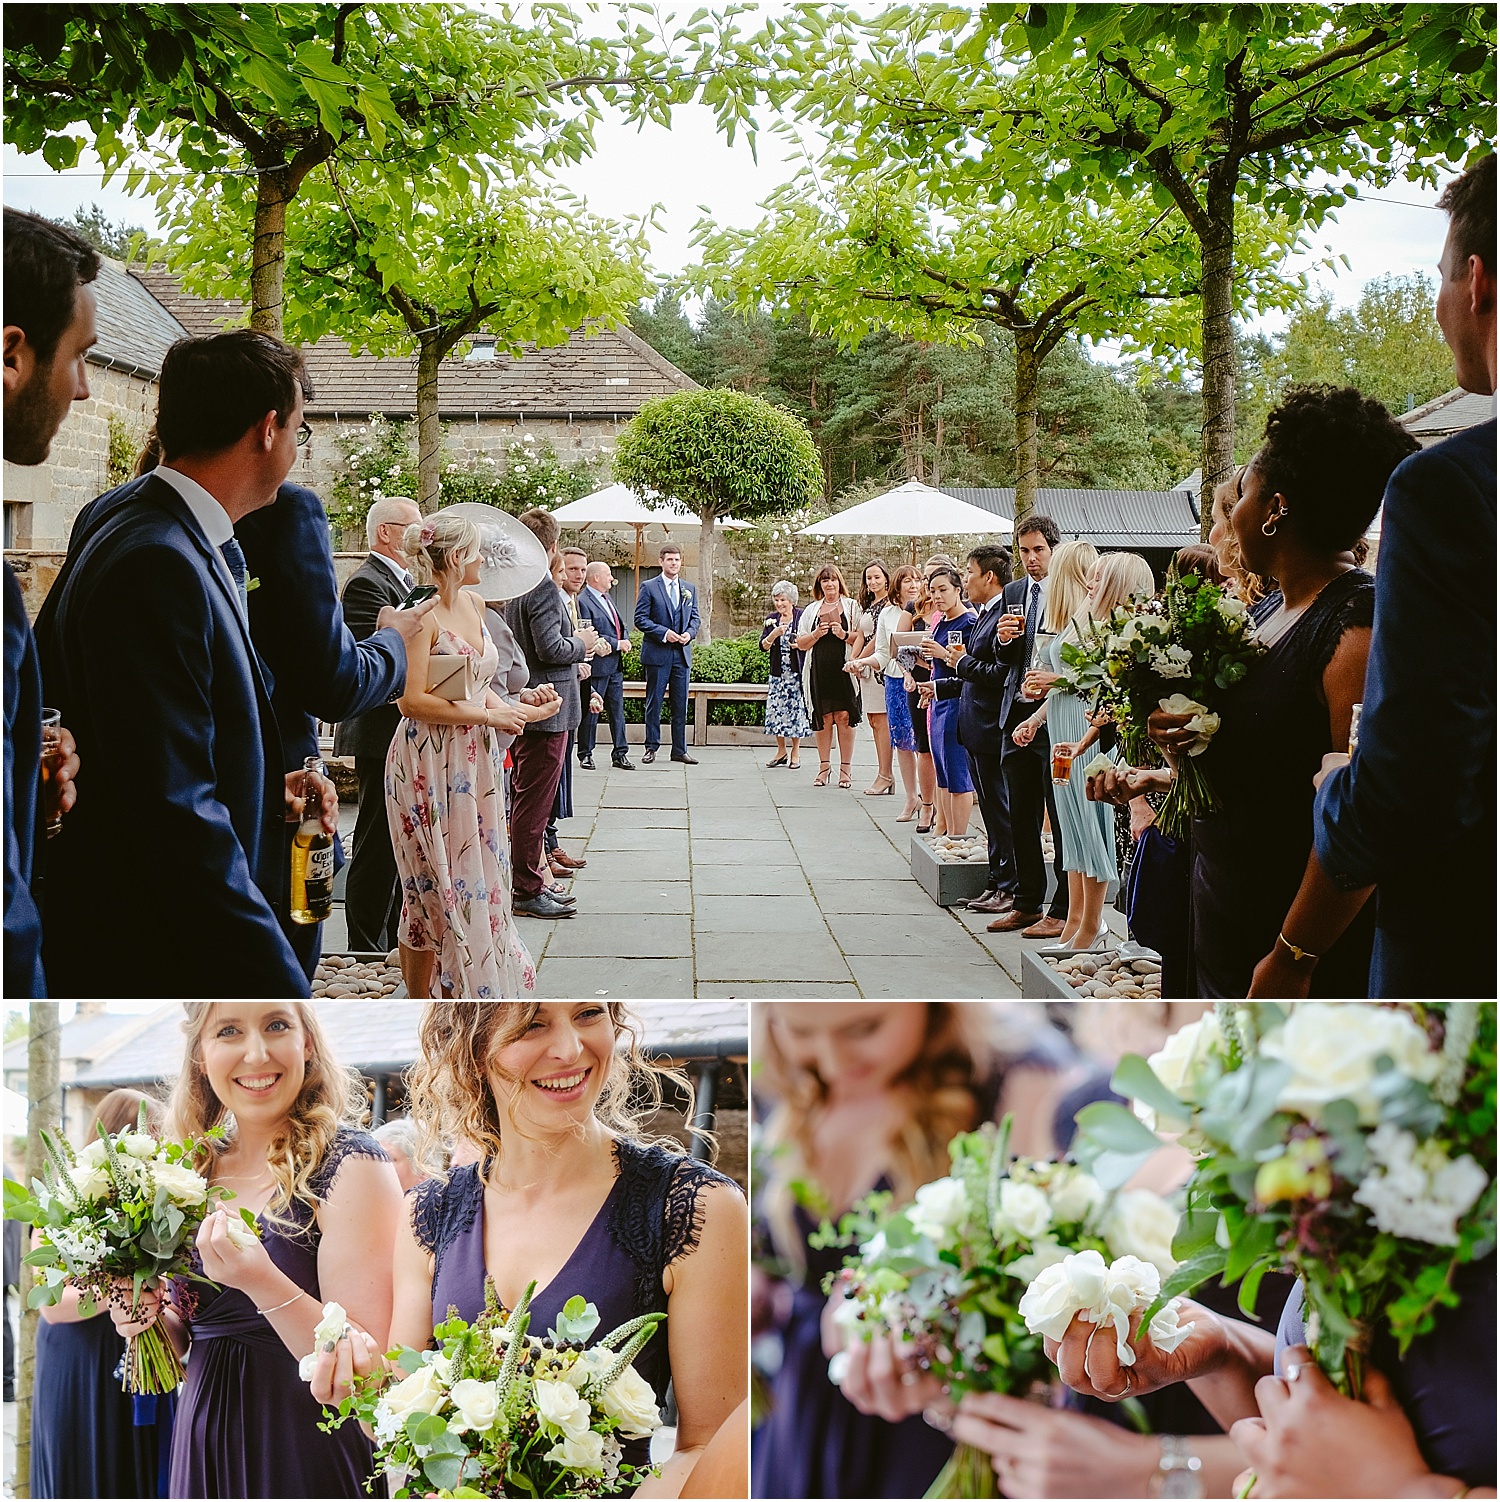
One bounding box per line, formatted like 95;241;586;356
1212;468;1267;605
755;1004;995;1276
405;1004;705;1181
166;1005;369;1228
1044;539;1098;635
402;513;482;588
1091;552;1155;618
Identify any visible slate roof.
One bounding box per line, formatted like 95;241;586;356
132;267;697;418
63;1003;746;1089
940;487;1202;548
2;1007;170;1075
1398;387;1496;438
84;259;191;379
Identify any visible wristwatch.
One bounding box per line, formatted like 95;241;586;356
1147;1436;1203;1499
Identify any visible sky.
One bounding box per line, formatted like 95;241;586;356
1;92;1453;341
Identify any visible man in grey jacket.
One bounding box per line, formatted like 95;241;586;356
505;508;593;919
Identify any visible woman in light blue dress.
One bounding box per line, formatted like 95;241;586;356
1012;540;1135;953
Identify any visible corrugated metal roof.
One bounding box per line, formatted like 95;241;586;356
940;488;1201;547
132;267;698;418
83;259;190;379
63;1002;746;1089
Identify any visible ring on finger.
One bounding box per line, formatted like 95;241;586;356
922;1407;952;1434
901;1371;919;1387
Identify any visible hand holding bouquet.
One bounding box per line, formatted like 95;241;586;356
314;1278;664;1497
3;1102;255;1393
1076;1003;1495;1397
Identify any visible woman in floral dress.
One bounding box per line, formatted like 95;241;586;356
384;513;536;998
761;581;811;766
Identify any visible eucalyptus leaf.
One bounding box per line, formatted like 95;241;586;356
1110;1053;1191;1124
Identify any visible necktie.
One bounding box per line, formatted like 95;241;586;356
220;537;249;619
401;569;414;592
668;580;680;622
1023;580;1041;653
568;592;581;630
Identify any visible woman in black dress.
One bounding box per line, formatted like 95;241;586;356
795;563;862;788
1150;386;1419;998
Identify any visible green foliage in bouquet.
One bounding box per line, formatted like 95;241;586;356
322;1277;664;1498
1076;1003;1496;1399
3;1101;249;1393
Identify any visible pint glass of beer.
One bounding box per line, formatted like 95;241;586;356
1051;747;1073;784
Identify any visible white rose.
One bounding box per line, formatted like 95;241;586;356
313;1302;349;1348
61;1162;112;1206
117;1132;157;1159
1102;1191;1180;1278
1216;595;1248;622
150;1158;208;1207
1137;1012;1223;1129
909;1176;969;1246
381;1361;448;1420
1148;644;1193;679
1097;1255;1161;1366
1007;1237;1070;1285
1260;1004;1440;1125
298;1353;318;1382
535;1378;592;1441
596;1364;660;1439
448;1378;500;1433
1047;1168;1105;1226
1146;1299;1194;1353
223;1214;260;1251
562;1346;609;1391
546;1429;605;1474
78;1139;108;1168
995;1181;1052;1241
1018;1249;1109;1341
1157;694;1220;754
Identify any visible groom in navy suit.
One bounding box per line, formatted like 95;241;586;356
35;330;325;996
634;543;700;764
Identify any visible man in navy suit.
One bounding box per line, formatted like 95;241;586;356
577;560;633;770
3;209;91;997
35;330;326;996
633;543;700;764
1309;152;1496;999
929;543;1018;916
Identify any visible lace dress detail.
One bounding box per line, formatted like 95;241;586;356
411;1161;485;1290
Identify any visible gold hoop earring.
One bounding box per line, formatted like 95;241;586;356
1261;514;1281;537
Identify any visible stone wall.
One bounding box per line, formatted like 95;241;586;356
2;363;156;549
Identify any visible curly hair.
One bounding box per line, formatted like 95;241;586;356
405;1004;704;1181
166;1005;369;1229
1211;468;1267;605
755;1004;1000;1276
1253;385;1420;553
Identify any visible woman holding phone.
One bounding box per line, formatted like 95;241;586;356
385;511;545;998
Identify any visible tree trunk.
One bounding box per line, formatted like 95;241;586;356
250;169;293;338
1198;173;1237;541
15;1004;62;1499
1013;327;1040;573
697;507;715;644
416;332;443;511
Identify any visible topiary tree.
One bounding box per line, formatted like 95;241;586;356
612;387;823;642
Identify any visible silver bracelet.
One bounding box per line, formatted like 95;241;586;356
255;1289;307;1317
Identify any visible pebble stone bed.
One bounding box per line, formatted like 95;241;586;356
312;950;402;997
1046;951;1162;997
919;831;1056;863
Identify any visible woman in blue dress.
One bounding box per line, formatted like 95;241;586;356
113;1003;403;1499
917;566;978;838
315;1003;748;1499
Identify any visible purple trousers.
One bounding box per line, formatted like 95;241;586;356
510;729;569;899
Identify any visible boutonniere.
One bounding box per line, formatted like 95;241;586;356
246;577;261;593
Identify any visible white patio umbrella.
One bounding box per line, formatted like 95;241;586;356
798;479;1010;563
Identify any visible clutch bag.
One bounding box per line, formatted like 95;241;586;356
427;653;474;702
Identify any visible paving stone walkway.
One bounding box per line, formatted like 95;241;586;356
520;741;1126;998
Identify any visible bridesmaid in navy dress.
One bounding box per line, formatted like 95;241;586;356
112;1004;402;1499
314;1002;749;1499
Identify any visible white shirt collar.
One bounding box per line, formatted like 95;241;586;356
153;465;234;548
587;584;614;611
977;594;1002;613
371;549;410;583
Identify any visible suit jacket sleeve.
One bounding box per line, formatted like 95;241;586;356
524;581;587;669
1314;446;1494;889
73;544;305;994
635;581;669;643
238;488;405;726
3;567;44;998
684;587;702;640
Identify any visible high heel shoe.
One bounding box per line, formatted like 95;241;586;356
864;773;895;796
895;799;920;822
1037;925;1111;957
766;753;788;768
813;762;832;787
915;801;935;834
838;763;853;789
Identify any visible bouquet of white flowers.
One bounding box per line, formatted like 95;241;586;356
1075;1003;1496;1397
818;1117;1185;1497
3;1102;253;1393
315;1279;663;1498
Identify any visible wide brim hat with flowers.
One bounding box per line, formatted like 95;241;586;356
439;502;550;603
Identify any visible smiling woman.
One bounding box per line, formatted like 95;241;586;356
108;1002;403;1499
308;1001;750;1499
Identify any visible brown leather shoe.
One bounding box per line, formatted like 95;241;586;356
551;848;587;870
967;891;1015;914
987;909;1042;932
1022;916;1067;939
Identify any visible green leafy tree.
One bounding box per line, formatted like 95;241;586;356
612;388;824;641
748;4;1494;534
47;202;155;260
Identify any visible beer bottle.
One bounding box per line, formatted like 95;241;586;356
290;756;335;924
